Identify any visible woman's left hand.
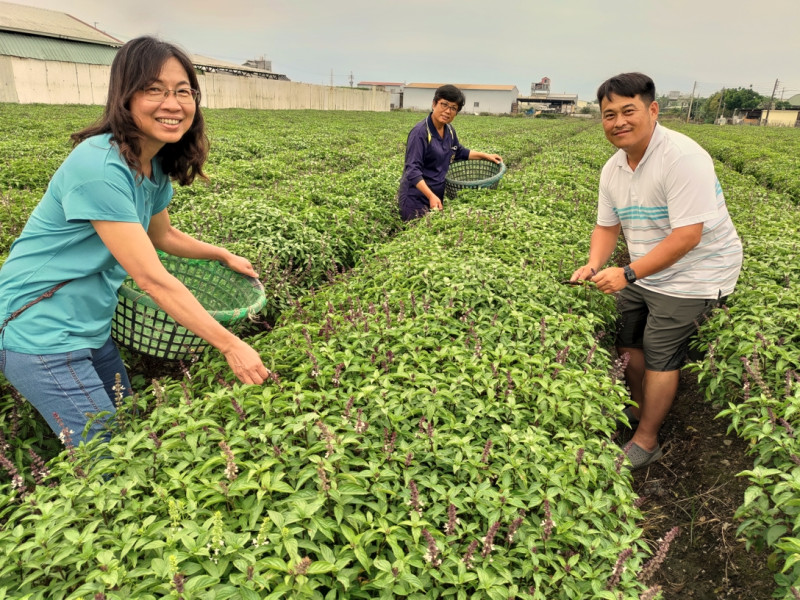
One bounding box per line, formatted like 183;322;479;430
484;153;503;164
223;253;259;278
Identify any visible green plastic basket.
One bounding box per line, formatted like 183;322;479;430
111;253;266;361
444;160;506;199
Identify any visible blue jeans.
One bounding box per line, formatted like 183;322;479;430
0;337;132;444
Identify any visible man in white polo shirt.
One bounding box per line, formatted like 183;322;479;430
571;72;743;470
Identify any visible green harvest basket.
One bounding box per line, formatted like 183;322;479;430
111;253;266;361
444;160;506;199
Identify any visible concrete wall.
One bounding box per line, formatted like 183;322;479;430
0;56;108;104
199;71;389;111
0;56;390;111
763;110;800;127
403;87;517;115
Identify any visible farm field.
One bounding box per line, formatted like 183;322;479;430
0;104;799;600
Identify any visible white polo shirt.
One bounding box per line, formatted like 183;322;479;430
598;123;743;299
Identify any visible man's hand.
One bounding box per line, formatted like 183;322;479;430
591;267;628;294
570;265;597;282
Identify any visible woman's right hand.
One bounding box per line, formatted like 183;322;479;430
429;196;443;211
222;338;271;384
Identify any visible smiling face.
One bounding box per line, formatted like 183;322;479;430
431;98;460;127
129;57;197;166
600;92;659;165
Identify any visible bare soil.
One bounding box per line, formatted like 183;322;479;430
632;369;775;599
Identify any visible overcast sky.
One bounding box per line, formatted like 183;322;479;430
11;0;800;102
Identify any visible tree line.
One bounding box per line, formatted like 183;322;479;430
658;87;796;123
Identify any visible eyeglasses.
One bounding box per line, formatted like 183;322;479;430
437;101;459;113
141;85;200;104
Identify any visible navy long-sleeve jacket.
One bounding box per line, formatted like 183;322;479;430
398;113;470;220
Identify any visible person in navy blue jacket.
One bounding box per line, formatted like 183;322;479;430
398;84;502;221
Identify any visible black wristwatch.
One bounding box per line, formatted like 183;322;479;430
623;265;637;284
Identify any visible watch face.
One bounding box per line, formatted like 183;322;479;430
625;266;636;282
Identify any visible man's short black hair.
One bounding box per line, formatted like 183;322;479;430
433;84;465;111
597;73;656;106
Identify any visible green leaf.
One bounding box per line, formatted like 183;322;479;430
184;574;220;592
260;557;288;573
743;485;763;507
354;546;371;572
766;524;788;546
306;560;336;574
373;558;393;573
238;588;263;600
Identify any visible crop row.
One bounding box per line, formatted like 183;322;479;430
0;109;655;599
1;107;798;599
671;122;800;201
637;123;800;596
685;163;800;595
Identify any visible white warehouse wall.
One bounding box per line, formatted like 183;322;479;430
402;86;517;115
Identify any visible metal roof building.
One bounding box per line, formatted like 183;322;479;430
0;30;119;64
0;0;288;105
0;1;123;46
0;1;386;111
0;1;119;104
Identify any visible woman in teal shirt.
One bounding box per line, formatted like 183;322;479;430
0;36;270;443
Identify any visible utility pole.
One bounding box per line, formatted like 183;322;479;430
685;81;697;124
764;78;779;126
349;71;354;88
715;87;726;123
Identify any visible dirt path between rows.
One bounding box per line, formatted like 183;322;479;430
633;370;774;599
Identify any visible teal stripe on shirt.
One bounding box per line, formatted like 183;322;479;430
614;206;670;220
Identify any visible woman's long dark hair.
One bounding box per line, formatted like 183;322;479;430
72;36;209;185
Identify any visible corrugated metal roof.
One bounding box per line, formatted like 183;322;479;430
0;0;121;45
358;81;404;87
519;93;578;100
0;2;288;78
191;53;274;75
405;83;518;92
0;31;118;65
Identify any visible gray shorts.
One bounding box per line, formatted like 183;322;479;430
615;284;726;372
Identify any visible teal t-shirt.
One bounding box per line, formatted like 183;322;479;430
0;134;173;353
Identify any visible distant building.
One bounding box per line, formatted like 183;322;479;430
0;0;288;105
358;81;404;109
0;0;121;103
516;77;578;115
531;77;551;95
244;56;272;72
403;83;519;115
733;108;800;127
661;90;690;113
786;94;800;108
191;53;288;81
